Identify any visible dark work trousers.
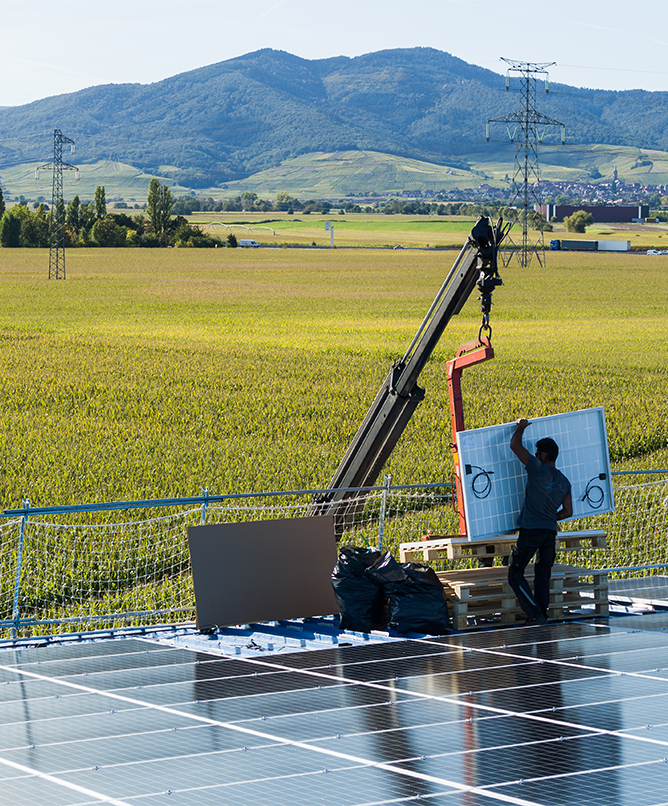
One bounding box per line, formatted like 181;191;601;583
507;528;557;619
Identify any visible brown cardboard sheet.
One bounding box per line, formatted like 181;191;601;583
188;515;339;628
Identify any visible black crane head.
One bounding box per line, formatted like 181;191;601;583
470;216;511;316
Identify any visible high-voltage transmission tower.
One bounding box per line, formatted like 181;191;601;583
36;130;79;280
486;59;565;268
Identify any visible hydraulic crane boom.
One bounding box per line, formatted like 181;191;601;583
317;216;509;531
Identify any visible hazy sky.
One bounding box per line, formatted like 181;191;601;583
3;0;668;107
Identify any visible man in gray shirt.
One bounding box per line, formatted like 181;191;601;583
509;418;573;625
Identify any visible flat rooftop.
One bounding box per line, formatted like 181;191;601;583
4;616;668;805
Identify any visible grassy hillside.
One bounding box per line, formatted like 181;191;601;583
469;144;668;187
219;145;668;197
2;159;191;203
1;151;477;201
5;144;668;202
220;150;480;197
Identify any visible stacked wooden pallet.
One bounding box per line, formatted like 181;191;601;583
436;563;609;630
398;531;609;631
399;530;607;564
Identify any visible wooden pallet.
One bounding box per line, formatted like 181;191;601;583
399;530;606;564
436;563;609;631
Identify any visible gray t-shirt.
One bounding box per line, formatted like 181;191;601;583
517;455;571;531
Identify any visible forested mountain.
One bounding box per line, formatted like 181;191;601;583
1;48;667;188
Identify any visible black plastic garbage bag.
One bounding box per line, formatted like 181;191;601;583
364;550;406;585
331;546;387;632
368;553;450;635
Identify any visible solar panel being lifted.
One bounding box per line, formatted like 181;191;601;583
3;622;668;805
456;408;614;541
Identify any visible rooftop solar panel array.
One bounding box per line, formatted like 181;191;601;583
3;622;668;805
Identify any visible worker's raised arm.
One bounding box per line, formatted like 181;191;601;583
510;418;532;466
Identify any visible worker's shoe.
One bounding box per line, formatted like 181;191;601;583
524;614;548;626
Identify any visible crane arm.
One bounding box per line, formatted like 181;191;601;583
317;216;509;530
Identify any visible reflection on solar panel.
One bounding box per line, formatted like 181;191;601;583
609;577;668;608
3;622;668;805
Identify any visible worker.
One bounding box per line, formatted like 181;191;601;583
508;418;573;625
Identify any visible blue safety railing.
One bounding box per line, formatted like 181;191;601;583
0;470;666;640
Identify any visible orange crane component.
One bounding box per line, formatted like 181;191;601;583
446;336;495;536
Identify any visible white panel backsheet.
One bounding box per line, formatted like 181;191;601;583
456;407;614;542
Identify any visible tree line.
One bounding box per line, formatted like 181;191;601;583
172;191;335;216
171;192;538;221
3;179;619;249
3;184;525;249
0;180;227;249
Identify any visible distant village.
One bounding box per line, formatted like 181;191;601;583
393;172;668;208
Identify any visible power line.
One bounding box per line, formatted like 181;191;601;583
486;59;564;269
35;130;79;280
558;63;668;79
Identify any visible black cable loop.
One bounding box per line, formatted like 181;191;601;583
466;464;495;499
582;475;606;509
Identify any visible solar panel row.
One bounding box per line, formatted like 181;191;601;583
2;622;668;805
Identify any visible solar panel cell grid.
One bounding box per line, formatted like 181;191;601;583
467;674;668;713
13;647;193;679
259;636;453;668
245;698;437;743
2;626;668;805
540;695;668;732
433;620;603;649
0;775;98;806
495;764;668;806
177;684;404;724
311;713;591;764
302;649;523;683
1;638;167;667
0;692;139;725
525;630;668;660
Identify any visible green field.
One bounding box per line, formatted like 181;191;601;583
192;213;478;248
0;244;666;515
192;212;668;250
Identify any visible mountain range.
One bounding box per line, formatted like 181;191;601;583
1;47;668;190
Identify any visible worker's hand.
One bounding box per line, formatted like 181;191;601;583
515;418;531;431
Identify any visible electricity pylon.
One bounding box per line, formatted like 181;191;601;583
487;59;565;268
36;130;79;279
